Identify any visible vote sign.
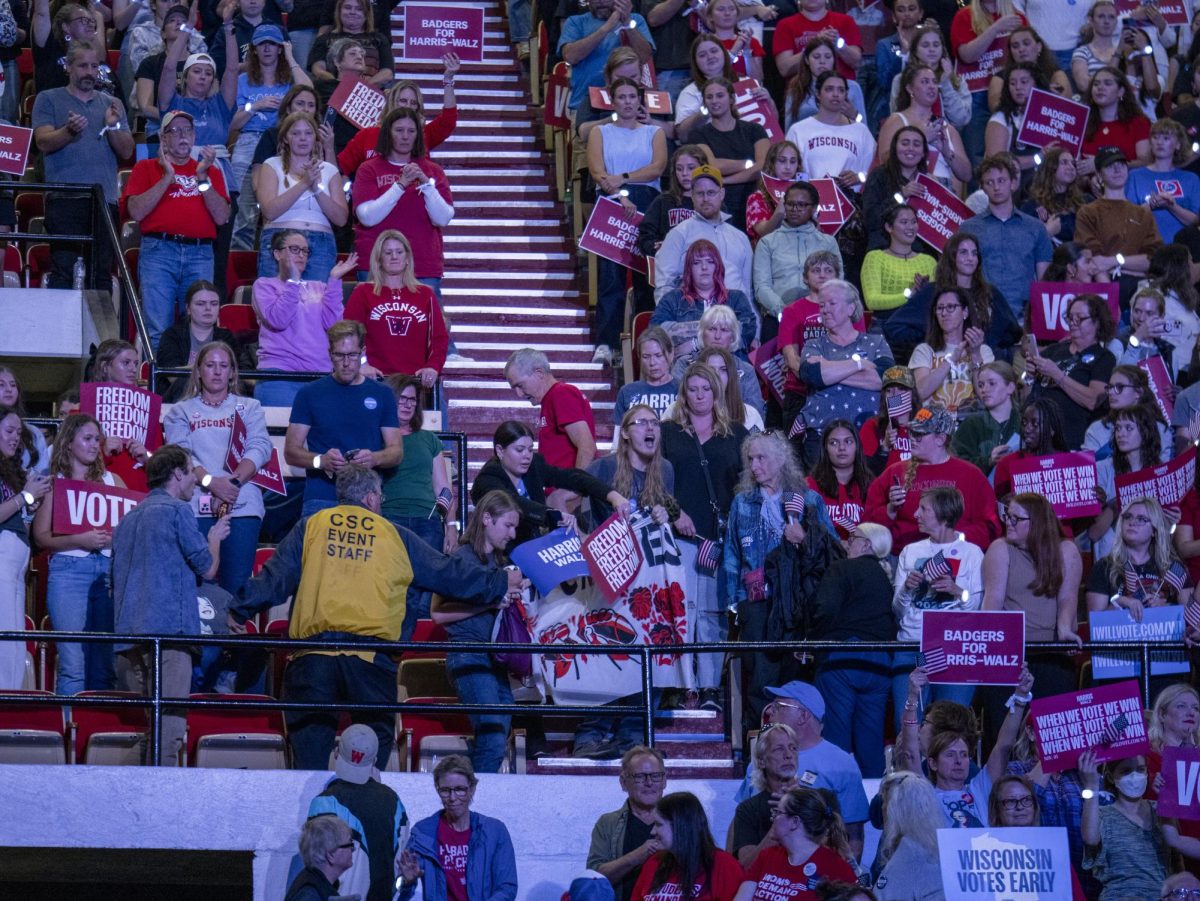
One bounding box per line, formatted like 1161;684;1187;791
578;196;647;274
51;479;145;535
919;610;1025;685
1159;746;1200;820
544;64;571;130
0;123;33;176
1029;679;1150;773
732;78;784;142
1114;447;1196;510
587;86;673;116
1006;451;1101;519
402;2;486;62
1017;89;1090;156
938;827;1071;901
1027;282;1120;341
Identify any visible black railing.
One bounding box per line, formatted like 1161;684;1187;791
0;631;1182;765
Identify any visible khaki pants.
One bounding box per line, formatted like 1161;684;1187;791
118;647;192;766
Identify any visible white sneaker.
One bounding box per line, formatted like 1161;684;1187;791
592;345;613;364
446;352;475;362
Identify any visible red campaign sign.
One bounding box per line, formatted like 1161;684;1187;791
402;2;486;62
1115;0;1189;26
1030;679;1150;773
732;78;784;143
50;479;145;535
587;86;674;116
1007;451;1101;519
1159;746;1200;821
577;196;647;274
1138;355;1175;422
329;78;386;130
581;511;644;603
543;65;571;130
908;173;973;253
810;178;855;236
225;410;287;497
954;36;1007;93
1115;447;1197;510
80;382;162;452
1017;88;1090;156
920;610;1025;686
762;173;792;204
752;337;787;405
0;123;33;177
1027;282;1119;342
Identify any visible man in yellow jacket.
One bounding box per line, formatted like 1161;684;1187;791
233;465;525;770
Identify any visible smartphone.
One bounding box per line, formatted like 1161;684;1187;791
323;106;337;127
344;449;362;461
1163;318;1182;335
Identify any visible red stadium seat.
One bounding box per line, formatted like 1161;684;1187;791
123;247;139;292
68;690;148;765
402;619;449;661
252;547;276;575
2;244;21;276
398;697;472;772
0;690;67;764
25;243;50;288
225;250;257;299
15;192;43;234
185;693;288;768
218;303;259;341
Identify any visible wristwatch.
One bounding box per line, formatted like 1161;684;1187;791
229;477;242;487
20;490;34;508
200;474;213;489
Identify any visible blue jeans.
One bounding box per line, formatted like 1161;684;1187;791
655;69;691;106
447;651;514;773
963;91;990;171
258;228;336;284
230;129;263;250
815;647;891;778
194;516;265;693
46;552;115;697
138;236;215;351
595;184;658;349
301;497;337;518
507;0;531;41
389;514;444;640
254;377;306;408
574;689;662;752
288;28;319;75
891;650;976;732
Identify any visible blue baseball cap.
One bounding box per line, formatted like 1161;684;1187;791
252;23;285;45
766;681;825;721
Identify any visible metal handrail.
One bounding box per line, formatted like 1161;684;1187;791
0;630;1181;765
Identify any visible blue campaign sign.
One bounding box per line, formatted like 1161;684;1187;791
509;528;590;596
937;827;1070;900
1088;606;1188;679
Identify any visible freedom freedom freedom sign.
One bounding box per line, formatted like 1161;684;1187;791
51;479;145;535
329;78;386;129
80;382;162;452
937;827;1071;900
581;511;644;602
1029;679;1149;772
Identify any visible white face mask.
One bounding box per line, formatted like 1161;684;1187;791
1116;771;1148;799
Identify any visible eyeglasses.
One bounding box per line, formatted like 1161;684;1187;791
1065;315;1093;326
626;772;666;785
436;785;471;797
629;418;660;430
1004;511;1030;525
935;305;964;315
397;395;419;404
69;16;98;28
330;351;362;362
784;201;814;208
1106;383;1133;394
283;245;311;256
1121;513;1153;525
162;125;194;136
1000;796;1034;810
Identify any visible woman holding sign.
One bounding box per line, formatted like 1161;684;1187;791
1089;406;1169;555
1145;684;1200;865
163;342;271;600
32;413;123;697
1079;66;1152;168
1083;363;1173;463
876;65;973;189
91;339;156;494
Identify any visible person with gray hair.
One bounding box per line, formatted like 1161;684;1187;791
231;465;527;771
504;347;597;492
285;814;355;900
730;722;801;866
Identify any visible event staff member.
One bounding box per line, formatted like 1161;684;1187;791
121;110;230;351
231;466;525;771
284;321;403;517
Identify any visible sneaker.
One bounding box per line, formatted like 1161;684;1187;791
592;345;613;365
446;352;475;363
214;670;238;695
572;739;619;760
516;41;530;60
699;688;723;713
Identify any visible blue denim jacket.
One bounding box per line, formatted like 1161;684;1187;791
722;486;832;611
401;810;517;901
112;489;213;648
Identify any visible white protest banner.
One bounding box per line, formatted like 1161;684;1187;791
937;827;1071;900
80;382;162;451
51;479;145;535
1115;447;1197;509
581;511;644;602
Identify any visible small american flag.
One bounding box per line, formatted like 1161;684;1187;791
1099;713;1130;746
1163;562;1188;595
435;487;453;516
1124;564;1142;599
921;551;952;583
784;492;805;522
833;510;859;532
788;415;806;439
887;392;912;419
1185;600;1200;631
697;539;721;575
921;647;948;674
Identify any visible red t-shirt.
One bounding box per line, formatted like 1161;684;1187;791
1081;115;1152;162
744;845;856;898
436;817;471;901
350;155;452;278
863;456;1001;552
778;300;868;394
631;849;746;900
120;157;230;238
772;11;861;79
337;107;458;176
719;36;765;78
859;417;911;470
343;283;449;375
806;476;864;538
538;380;595;471
949;7;1026;93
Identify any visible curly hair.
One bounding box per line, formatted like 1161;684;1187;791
735;429;807;495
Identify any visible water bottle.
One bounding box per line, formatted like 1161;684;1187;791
72;256;86;290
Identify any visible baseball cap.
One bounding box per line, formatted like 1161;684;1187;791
1094;145;1128;169
333;724;378;784
690;164;723;188
183;52;217;74
766;681;825;720
882;366;915;391
164;4;190;22
252;23;286;45
160;110;193;132
908;405;956;437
